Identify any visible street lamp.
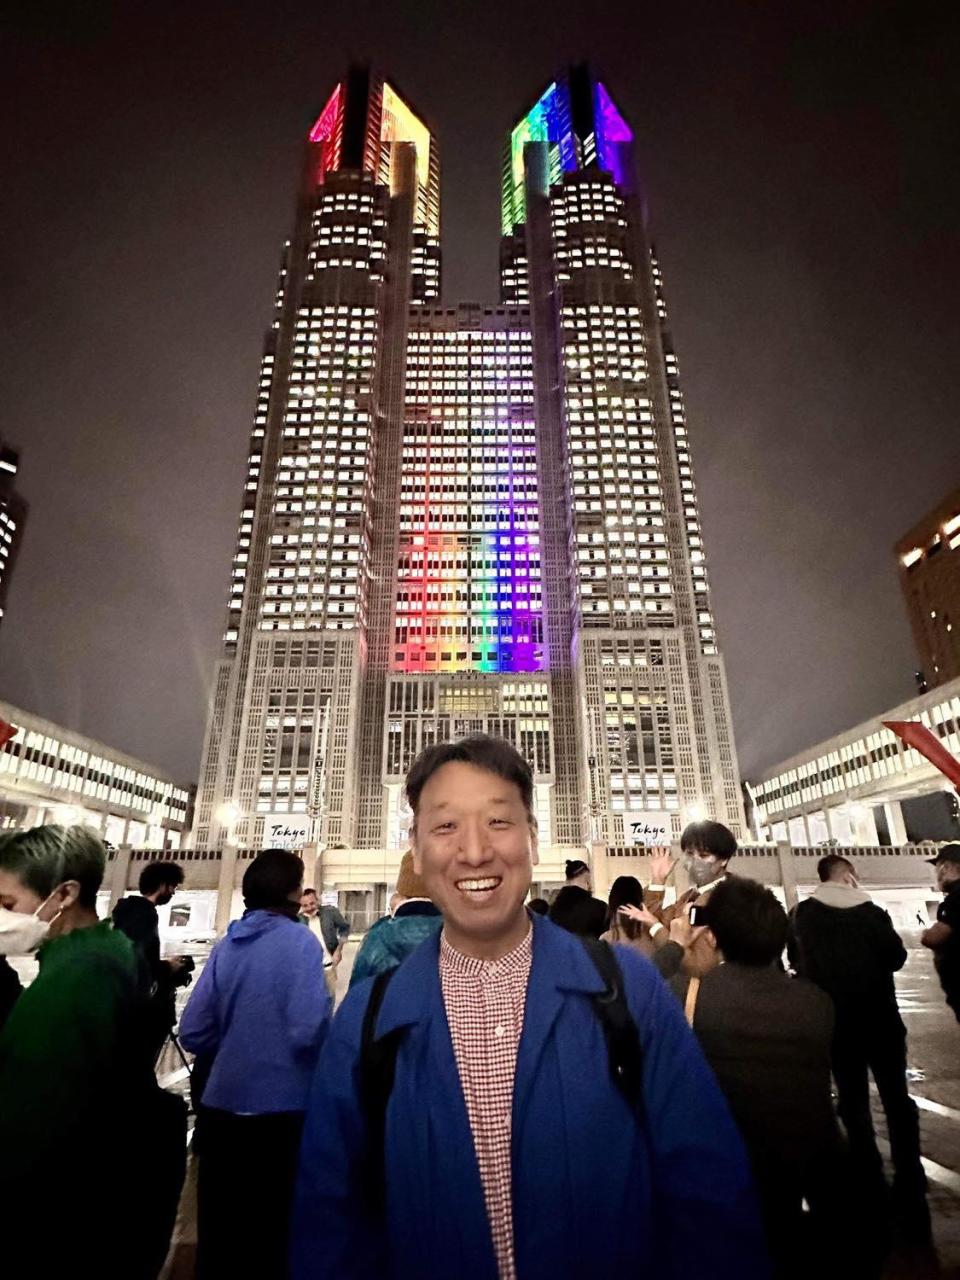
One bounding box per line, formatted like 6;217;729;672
215;801;241;844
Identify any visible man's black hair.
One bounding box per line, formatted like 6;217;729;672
527;898;550;916
242;848;304;911
565;859;589;880
817;853;855;883
705;876;787;966
139;861;185;896
301;887;318;897
405;734;534;820
679;820;738;861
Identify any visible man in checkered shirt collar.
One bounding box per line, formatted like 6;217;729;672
291;735;770;1280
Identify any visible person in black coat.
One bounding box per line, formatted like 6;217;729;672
548;859;607;938
787;853;927;1239
690;877;855;1278
112;860;189;1063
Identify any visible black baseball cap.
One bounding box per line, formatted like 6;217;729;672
927;843;960;867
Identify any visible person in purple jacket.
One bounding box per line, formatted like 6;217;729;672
180;847;330;1280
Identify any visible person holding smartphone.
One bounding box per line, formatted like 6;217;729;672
644;821;737;990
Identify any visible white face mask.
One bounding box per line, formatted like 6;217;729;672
0;893;63;956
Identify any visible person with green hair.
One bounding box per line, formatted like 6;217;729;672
0;824;185;1279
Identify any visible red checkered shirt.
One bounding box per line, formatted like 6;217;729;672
439;925;533;1280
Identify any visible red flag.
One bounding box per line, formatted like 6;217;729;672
0;719;17;750
883;720;960;790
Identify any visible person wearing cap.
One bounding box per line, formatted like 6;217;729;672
921;843;960;1024
349;850;442;988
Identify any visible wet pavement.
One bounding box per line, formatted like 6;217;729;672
880;929;960;1275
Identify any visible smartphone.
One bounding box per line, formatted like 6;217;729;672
688;904;706;926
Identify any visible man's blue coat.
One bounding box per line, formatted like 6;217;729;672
291;914;769;1279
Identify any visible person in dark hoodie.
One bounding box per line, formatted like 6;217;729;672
180;848;331;1280
349;850;442;988
787;853;927;1237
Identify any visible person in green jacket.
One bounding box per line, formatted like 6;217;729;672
0;824;185;1280
349;850;442;988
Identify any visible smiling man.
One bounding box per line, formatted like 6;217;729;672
291;735;769;1279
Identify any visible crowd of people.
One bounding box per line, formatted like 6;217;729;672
0;731;958;1280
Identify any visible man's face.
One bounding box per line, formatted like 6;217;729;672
936;862;960;893
156;883;178;908
413;762;537;956
300;891;319;917
684;847;727;888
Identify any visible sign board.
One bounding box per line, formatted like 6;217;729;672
624;810;671;848
262;814;310;850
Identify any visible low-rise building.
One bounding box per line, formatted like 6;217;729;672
748;676;960;847
0;698;192;847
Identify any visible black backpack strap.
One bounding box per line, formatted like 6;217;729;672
358;966;407;1212
578;936;645;1118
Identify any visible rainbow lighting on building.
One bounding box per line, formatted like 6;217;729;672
396;311;543;675
501;71;633;234
309;72;439;240
195;62;745;869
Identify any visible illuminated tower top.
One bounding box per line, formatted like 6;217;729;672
309;66;440;240
501;64;633;235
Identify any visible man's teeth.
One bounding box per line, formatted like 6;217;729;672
457;878;501;892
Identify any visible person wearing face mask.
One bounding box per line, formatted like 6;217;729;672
644;820;738;987
0;824;185;1279
113;859;189;1064
0;875;57;1024
0;851;57;1028
179;847;332;1280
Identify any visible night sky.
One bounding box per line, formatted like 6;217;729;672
2;0;959;787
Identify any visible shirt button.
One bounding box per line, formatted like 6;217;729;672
494;1024;505;1038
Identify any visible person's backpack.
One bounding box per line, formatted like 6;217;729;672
358;935;644;1209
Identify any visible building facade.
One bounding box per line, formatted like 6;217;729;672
748;675;960;847
0;699;192;847
896;486;960;689
0;438;27;630
194;65;744;885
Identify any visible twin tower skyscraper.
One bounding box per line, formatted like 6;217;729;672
194;66;744;874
